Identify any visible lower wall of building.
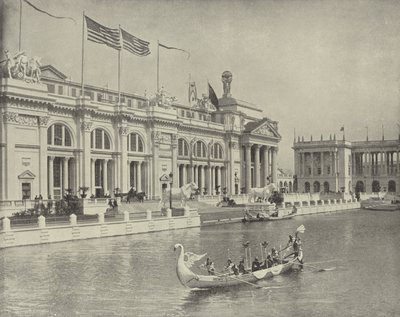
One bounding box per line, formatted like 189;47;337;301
0;213;200;249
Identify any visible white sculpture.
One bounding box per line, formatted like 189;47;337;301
248;183;277;203
1;50;41;83
159;182;198;208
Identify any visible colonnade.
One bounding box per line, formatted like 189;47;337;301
47;156;147;199
242;144;278;193
177;163;225;195
352;151;400;176
296;151;337;177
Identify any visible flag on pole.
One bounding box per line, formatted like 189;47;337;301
85;15;121;50
189;82;197;106
208;83;219;109
121;28;150;56
23;0;76;24
159;43;190;59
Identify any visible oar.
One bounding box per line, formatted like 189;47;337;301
301;262;336;272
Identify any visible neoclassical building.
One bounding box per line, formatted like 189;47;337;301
293;135;400;194
0;65;282;201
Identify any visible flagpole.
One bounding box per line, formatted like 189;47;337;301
118;25;121;104
19;0;22;51
366;126;369;141
80;11;85;97
157;40;159;93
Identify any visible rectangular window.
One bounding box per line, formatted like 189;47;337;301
54;125;62;146
130;135;137;151
181;110;185;117
21;183;31;200
138;101;142;108
47;84;55;93
95;130;102;149
53;158;61;187
127;99;132;107
327;166;331;174
97;93;102;102
71;88;76;97
108;95;113;102
317;167;321;175
58;86;64;95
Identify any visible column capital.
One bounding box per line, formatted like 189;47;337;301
48;155;55;161
81;121;93;132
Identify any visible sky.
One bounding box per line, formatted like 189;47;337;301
2;0;400;171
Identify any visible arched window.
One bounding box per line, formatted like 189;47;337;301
313;181;320;193
212;143;223;159
127;133;144;152
91;129;111;150
355;181;365;193
323;181;330;193
388;180;396;192
372;180;380;193
305;182;310;193
47;124;72;147
178;138;189;156
195;141;207;158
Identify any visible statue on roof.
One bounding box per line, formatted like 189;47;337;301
221;70;232;97
1;49;42;83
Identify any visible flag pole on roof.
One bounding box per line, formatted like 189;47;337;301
80;11;85;97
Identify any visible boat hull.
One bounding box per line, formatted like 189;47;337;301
268;214;296;221
181;261;295;289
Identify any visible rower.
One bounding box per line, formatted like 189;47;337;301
225;258;234;273
293;236;304;268
271;247;280;265
266;253;273;268
251;256;261;271
238;258;246;274
203;258;215;275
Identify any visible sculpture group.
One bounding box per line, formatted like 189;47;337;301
1;50;42;83
248;183;277;203
159;182;198;208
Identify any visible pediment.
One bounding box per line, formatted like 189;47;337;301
40;65;68;80
18;170;36;179
252;122;280;138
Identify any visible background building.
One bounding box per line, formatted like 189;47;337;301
293;135;400;194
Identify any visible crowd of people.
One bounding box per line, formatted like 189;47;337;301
201;232;304;276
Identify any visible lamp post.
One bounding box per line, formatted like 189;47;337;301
169;172;173;210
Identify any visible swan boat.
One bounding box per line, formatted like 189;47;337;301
174;243;297;289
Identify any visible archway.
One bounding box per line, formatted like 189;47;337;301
372;180;380;193
323;181;330;193
313;181;320;193
388;180;396;193
355;181;365;193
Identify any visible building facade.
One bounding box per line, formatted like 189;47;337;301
293;135;400;194
0;63;282;202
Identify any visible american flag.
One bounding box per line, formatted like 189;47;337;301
85;16;121;50
121;28;150;56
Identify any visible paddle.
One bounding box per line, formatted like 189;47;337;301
300;262;336;272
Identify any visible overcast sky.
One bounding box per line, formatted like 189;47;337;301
3;0;400;171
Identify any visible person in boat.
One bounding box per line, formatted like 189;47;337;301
238;258;246;274
293;236;304;268
271;247;281;265
266;253;274;268
252;256;262;271
225;258;234;273
202;257;215;275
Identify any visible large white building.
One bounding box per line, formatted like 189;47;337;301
0;63;282;203
293;135;400;194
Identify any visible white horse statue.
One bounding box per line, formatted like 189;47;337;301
159;182;198;208
248;183;277;203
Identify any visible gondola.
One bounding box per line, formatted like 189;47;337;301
174;243;298;289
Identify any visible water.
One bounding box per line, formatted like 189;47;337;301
1;209;400;317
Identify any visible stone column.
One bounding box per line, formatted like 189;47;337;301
310;152;314;176
119;127;129;192
320;152;324;176
262;146;269;186
48;156;54;199
137;161;142;192
245;144;252;193
211;166;215;195
194;165;198;185
81;121;92;191
38;116;49;198
301;153;305;177
91;158;96;196
103;159;108;195
271;147;277;183
207;165;212;194
63;157;69;193
254;145;260;187
217;166;222;191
